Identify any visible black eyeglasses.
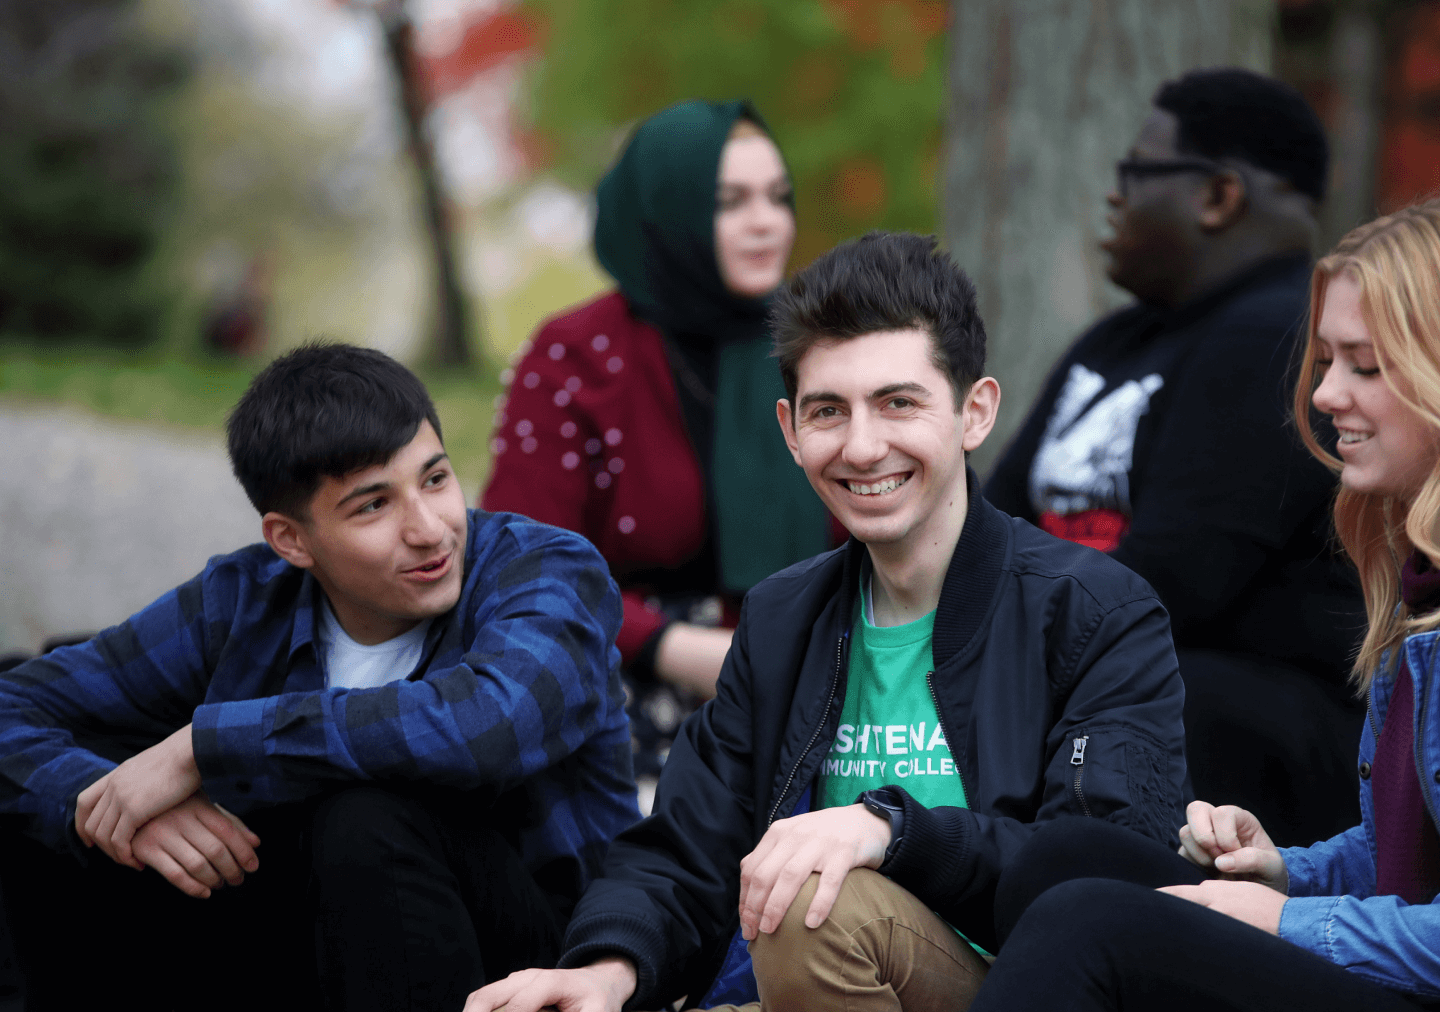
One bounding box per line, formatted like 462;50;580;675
1115;157;1223;198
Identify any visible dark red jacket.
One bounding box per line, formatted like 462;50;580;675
481;292;708;662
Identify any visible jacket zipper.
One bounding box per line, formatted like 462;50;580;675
926;671;970;805
1071;735;1093;817
767;634;844;826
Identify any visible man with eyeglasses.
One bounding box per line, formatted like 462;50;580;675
987;68;1365;849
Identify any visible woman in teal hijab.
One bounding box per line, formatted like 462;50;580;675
482;99;830;776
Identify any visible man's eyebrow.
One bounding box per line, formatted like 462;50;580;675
336;480;390;509
335;453;449;510
797;390;843;410
871;382;929;400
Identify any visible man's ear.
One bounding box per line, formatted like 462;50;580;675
263;512;316;570
960;377;1001;452
776;398;804;466
1197;169;1247;232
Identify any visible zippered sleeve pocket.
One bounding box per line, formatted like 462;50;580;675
1041;725;1178;846
1070;735;1093;818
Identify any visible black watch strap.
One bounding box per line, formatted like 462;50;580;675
858;787;905;864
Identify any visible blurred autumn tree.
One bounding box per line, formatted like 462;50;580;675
520;0;946;266
0;0;188;344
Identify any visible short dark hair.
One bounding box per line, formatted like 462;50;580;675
227;342;442;517
771;232;986;407
1154;68;1329;203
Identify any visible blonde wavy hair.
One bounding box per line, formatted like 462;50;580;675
1294;198;1440;689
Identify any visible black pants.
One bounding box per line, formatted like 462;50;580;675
0;784;562;1011
1179;648;1365;847
974;818;1427;1012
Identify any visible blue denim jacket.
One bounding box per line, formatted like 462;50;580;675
1278;628;1440;999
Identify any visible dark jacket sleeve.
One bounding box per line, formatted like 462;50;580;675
878;591;1185;947
557;596;761;1009
1110;319;1329;639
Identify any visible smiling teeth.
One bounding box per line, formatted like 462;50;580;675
1338;431;1371;444
847;476;908;495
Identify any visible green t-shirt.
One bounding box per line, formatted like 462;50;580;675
816;573;988;954
817;576;968;812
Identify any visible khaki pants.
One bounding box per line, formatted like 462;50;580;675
709;868;989;1012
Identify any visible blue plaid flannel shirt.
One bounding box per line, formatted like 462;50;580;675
0;509;639;897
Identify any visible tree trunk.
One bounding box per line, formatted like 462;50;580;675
379;4;477;368
944;0;1274;476
1319;3;1381;248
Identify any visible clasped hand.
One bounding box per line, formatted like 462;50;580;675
1161;800;1289;934
76;723;202;867
129;792;261;898
74;723;260;898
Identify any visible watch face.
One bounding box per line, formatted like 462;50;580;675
864;793;899;819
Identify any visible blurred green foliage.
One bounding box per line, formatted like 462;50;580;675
0;346;252;427
521;0;947;265
0;0;188;345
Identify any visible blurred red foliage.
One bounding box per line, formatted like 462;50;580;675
823;0;945;49
833;155;887;218
418;8;545;103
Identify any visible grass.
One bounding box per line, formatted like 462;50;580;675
0;342;503;501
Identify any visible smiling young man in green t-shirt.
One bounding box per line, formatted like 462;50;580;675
466;233;1187;1012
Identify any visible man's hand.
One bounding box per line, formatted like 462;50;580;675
76;723;202;868
131;793;261;899
463;957;637;1012
1177;800;1288;894
737;804;890;941
1158;879;1287;935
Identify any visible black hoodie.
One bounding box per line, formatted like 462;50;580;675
986;254;1364;683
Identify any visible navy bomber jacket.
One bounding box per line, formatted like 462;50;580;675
0;509;639;917
558;473;1188;1007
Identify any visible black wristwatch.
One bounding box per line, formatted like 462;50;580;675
858;786;906;864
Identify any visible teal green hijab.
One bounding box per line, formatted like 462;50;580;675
594;99;829;593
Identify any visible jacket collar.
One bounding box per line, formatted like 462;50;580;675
934;465;1008;667
836;464;1008;667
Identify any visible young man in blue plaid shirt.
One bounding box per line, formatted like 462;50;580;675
0;344;639;1011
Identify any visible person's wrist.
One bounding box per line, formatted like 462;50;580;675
168;723;198;772
857;787;905;864
589;955;637;1007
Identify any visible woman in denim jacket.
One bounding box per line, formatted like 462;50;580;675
967;201;1440;1011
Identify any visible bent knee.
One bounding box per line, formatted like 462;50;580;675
310;786;427;869
751;867;910;970
1012;878;1157;945
754;868;890;947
